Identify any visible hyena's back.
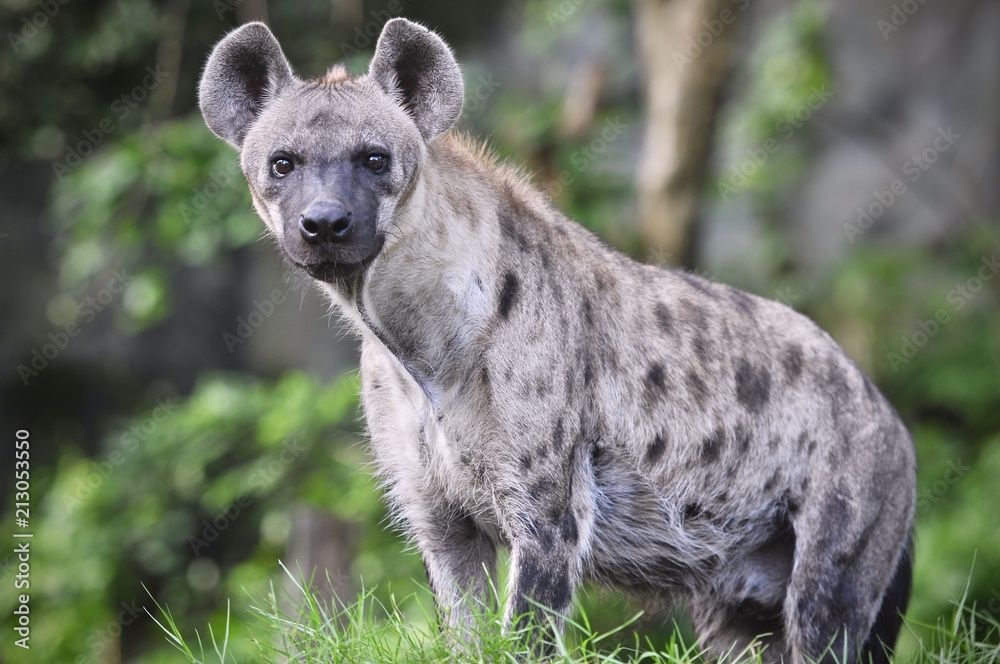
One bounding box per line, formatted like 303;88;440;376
460;137;916;659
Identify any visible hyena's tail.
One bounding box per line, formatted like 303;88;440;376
860;533;913;664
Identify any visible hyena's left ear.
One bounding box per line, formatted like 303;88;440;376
368;18;463;141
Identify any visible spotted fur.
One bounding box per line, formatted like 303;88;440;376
199;18;916;663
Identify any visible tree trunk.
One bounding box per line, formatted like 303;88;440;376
633;0;733;268
283;506;356;620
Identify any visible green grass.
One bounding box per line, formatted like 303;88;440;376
149;563;1000;664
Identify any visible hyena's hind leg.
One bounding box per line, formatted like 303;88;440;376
859;535;912;664
689;525;796;663
783;483;913;664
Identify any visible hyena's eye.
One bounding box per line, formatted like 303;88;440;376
364;153;389;174
270;156;294;178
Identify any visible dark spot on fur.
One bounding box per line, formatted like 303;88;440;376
528;480;554;503
582;296;595;328
700;428;723;463
643;362;670;409
783;344;804;383
515;555;572;615
768;436;780;452
715;491;729;504
559;512;578;544
519;453;533;471
460;452;472;466
552;417;565;452
537;443;549;459
796;432;810;453
550;279;563;303
594;268;616;292
538;246;552;270
735;359;771;414
646;362;667;391
763;471;780;493
498;271;520;319
686;300;709;328
822;358;853;421
737;426;751;454
499;208;531;252
685;370;708;407
372;381;382;390
728;286;757;315
583;360;595;386
680;272;716;297
646;434;667;463
684;502;704;520
654;302;674;335
597;344;619;372
693;334;712;366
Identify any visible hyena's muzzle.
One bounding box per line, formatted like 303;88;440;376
278;160;386;282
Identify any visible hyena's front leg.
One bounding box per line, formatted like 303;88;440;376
500;440;596;653
415;503;499;631
360;342;497;632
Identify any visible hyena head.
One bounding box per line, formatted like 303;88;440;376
198;19;463;283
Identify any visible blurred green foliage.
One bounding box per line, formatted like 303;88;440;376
49;116;256;332
0;371;425;663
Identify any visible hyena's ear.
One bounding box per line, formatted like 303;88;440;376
199;22;295;149
368;18;463;141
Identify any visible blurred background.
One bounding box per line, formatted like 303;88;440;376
0;0;998;661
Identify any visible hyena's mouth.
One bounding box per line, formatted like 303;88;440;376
291;234;385;282
299;259;372;281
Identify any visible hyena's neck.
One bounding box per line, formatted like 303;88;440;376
353;133;515;400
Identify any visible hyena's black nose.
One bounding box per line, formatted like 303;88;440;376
299;201;353;245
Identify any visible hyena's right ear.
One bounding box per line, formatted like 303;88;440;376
199;22;295;149
368;18;464;141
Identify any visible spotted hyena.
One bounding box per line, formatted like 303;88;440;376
199;18;916;663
